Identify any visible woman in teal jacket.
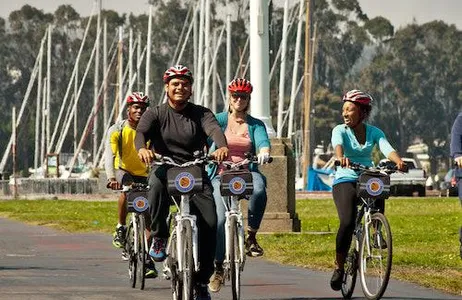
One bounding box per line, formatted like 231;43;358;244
208;78;271;293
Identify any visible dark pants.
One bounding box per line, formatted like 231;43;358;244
332;182;384;256
115;169;147;185
147;165;217;284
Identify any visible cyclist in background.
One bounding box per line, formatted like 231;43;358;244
207;78;271;293
449;112;462;259
104;92;157;278
135;65;229;300
329;89;405;290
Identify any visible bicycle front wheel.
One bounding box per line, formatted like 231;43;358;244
127;220;137;288
359;212;392;300
229;216;241;300
182;221;194;300
137;215;147;290
168;229;182;300
341;234;358;299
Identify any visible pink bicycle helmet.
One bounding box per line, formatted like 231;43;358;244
342;89;373;106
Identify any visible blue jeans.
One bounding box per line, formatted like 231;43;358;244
212;171;267;263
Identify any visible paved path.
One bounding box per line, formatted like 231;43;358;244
0;217;460;300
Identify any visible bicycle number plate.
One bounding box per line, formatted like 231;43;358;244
167;166;203;196
357;171;390;199
220;170;253;196
127;190;149;213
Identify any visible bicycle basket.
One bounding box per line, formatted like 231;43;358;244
167;166;203;196
127;190;149;213
220;169;254;196
357;170;390;200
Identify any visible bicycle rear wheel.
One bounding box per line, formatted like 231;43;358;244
182;221;194;300
229;216;241;300
137;215;146;290
359;213;392;300
341;235;358;299
127;220;137;288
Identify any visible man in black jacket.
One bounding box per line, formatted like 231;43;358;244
135;65;228;299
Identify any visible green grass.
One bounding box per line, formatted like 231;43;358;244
259;197;462;295
0;200;117;233
0;197;461;295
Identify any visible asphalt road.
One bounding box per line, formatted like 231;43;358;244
0;217;460;300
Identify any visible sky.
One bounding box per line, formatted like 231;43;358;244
0;0;462;30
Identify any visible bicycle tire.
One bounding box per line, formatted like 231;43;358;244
127;220;137;288
359;212;392;300
168;228;182;300
229;216;241;300
341;235;358;299
182;221;194;300
137;215;146;290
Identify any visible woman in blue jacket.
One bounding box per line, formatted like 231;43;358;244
208;78;271;293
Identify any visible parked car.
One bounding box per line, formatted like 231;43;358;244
440;169;458;197
379;157;427;196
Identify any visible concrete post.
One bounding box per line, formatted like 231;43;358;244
242;138;301;232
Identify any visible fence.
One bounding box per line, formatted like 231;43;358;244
0;178;109;196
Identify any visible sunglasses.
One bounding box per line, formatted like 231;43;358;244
231;93;250;100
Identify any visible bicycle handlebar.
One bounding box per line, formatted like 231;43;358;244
222;152;273;170
334;160;407;174
121;182;149;192
152;151;216;168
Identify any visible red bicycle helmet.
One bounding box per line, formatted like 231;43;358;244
228;78;253;94
163;65;194;84
126;92;149;105
342;89;373;106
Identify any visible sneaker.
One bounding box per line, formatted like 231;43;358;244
245;236;264;257
149;237;167;262
112;226;126;249
330;269;345;291
194;283;211;300
121;249;129;261
145;260;158;279
330;268;344;291
208;269;225;293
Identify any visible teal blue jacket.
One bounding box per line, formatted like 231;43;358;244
208;111;271;179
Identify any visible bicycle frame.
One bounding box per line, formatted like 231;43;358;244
355;197;380;258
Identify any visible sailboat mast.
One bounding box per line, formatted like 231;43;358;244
302;0;312;189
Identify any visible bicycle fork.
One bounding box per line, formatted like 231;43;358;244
131;214;139;254
224;196;245;268
176;196;199;273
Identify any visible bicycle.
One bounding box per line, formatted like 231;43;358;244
218;154;272;300
123;182;151;290
156;152;213;300
337;160;406;300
